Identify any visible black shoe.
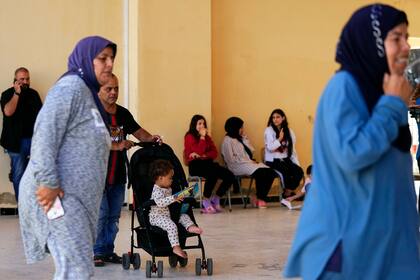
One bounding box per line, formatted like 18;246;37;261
105;253;122;264
94;255;106;267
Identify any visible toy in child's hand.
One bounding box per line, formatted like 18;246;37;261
173;183;199;200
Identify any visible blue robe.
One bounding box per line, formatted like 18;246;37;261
284;71;420;279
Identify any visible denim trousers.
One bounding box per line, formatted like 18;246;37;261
93;183;125;256
7;138;32;202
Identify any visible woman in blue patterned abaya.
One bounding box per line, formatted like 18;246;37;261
18;36;116;280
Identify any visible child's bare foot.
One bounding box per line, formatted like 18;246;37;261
187;225;203;235
173;245;187;258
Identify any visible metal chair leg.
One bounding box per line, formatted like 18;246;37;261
188;176;205;209
278;176;284;206
244;178;253;208
227;188;232;212
239;184;245;207
198;177;203;209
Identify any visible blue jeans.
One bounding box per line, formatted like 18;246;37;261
94;183;125;256
7;138;32;202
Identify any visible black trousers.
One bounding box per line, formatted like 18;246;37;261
189;159;235;198
251;167;277;201
266;158;303;190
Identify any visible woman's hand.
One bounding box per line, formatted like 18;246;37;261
383;73;413;106
278;128;284;141
199;128;207;139
36;186;64;213
189;152;201;159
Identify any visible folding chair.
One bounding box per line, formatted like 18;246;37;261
187;175;205;209
236;175;254;208
219;156;249;210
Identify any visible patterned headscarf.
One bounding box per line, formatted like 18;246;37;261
64;36;117;125
336;4;410;152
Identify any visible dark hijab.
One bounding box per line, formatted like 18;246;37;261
336;4;410;152
63;36;117;125
224;117;254;159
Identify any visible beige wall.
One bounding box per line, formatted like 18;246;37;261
211;0;420;170
0;0;124;203
137;0;211;164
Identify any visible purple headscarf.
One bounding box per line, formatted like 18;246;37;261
64;36;117;125
336;4;410;152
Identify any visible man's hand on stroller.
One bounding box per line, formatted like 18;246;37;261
112;140;134;151
152;135;163;145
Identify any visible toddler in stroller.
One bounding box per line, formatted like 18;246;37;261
122;142;213;277
149;159;203;258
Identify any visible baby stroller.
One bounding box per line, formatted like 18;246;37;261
122;142;213;278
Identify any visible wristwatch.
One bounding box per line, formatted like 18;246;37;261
14;91;20;96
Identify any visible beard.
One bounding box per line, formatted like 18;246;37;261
20;84;29;90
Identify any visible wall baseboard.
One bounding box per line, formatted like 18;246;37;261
0;207;18;215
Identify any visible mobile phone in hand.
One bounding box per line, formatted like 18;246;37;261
47;197;65;220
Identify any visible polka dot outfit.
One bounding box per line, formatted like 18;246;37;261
149;184;194;247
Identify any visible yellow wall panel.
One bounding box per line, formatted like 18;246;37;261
0;0;124;202
211;0;420;169
138;0;211;164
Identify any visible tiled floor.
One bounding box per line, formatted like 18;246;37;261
0;203;301;279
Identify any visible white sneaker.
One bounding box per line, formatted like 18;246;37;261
281;199;292;210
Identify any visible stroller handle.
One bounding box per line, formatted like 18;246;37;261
133;141;164;148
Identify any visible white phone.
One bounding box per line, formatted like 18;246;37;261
47;197;65;220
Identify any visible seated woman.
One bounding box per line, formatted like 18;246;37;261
264;109;304;199
221;117;277;208
184;114;235;213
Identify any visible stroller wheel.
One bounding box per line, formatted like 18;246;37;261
195;258;202;276
146;260;152;278
122;253;130;270
157;260;164;278
133;253;141;270
178;255;188;267
206;258;213;276
168;254;178;268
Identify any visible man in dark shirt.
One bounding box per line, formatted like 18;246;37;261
0;67;42;202
93;73;161;266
